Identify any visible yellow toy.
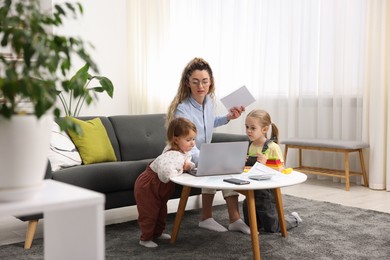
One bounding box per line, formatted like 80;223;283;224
243;166;251;173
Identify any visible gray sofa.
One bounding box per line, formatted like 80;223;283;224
19;113;248;248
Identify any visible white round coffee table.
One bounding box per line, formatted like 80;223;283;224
170;170;307;260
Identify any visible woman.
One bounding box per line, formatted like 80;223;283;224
166;57;250;234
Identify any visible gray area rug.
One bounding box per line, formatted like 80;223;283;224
1;194;390;260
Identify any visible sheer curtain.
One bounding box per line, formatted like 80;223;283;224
127;0;389;190
363;0;390;190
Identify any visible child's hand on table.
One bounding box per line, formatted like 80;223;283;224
256;153;267;164
183;161;193;172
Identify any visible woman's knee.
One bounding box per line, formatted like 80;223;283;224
223;189;239;198
202;188;217;195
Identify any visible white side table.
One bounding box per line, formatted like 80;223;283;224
0;180;105;260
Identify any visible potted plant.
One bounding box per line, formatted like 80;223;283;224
0;0;107;201
58;63;114;117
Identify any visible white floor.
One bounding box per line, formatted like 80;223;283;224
1;177;389;248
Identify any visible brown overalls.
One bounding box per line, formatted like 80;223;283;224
134;163;175;241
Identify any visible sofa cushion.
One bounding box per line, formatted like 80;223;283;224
109;114;167;161
52;159;152;193
48;121;82;171
72;116;122;162
68;117;117;164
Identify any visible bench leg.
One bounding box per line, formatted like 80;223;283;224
358;149;369;187
284;145;288;163
24;220;38;249
344;152;350;191
298;149;302;167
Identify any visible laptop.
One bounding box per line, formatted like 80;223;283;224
189;141;249;176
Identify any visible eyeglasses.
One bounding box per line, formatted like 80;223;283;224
190;80;210;87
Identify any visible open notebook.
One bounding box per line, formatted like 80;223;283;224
188;141;249;176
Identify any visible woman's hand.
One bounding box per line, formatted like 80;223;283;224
227;106;245;120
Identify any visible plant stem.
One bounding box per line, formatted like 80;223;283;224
58;94;70;116
76;96;87;117
74;78;92;116
68;90;73;116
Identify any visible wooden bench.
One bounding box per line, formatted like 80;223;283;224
280;138;369;191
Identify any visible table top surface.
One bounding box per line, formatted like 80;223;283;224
171;170;307;190
0;180;105;216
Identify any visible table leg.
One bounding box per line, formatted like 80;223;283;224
170;186;191;244
241;190;261;260
273;188;287;237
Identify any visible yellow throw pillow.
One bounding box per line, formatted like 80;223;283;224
68;117;117;165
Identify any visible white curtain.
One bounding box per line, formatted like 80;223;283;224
363;0;390;190
127;0;389;190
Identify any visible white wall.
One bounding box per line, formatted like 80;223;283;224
53;0;129;116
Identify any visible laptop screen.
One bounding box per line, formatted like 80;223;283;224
191;141;249;176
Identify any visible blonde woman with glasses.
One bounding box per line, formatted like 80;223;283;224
166;57;250;234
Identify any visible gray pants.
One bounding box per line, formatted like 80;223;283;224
242;189;298;233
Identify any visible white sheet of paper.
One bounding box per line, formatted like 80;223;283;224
247;162;279;176
220;85;256;110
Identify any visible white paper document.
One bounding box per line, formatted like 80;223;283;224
247;162;279;177
220;85;256;110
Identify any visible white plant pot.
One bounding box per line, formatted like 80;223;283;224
0;114;52;201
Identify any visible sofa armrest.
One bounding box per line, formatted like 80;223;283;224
211;132;249;143
44;160;52;179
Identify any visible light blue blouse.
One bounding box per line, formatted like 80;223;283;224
175;95;229;164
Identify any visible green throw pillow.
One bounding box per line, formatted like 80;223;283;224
68;117;117;165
